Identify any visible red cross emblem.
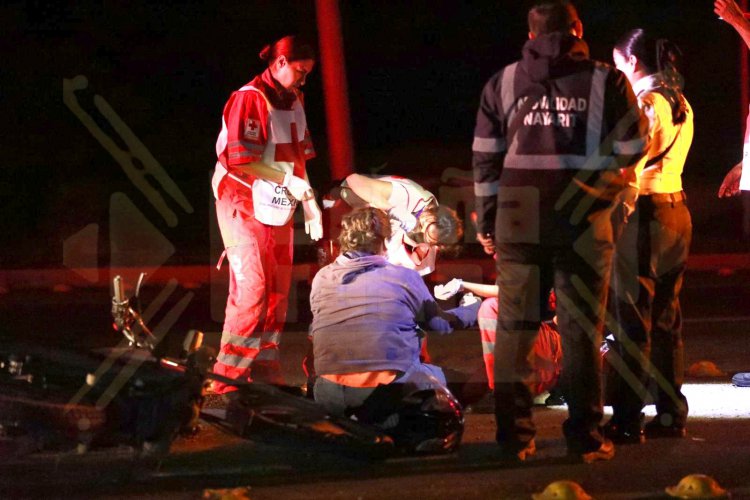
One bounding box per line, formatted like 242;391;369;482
244;118;261;140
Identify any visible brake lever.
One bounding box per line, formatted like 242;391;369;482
112;274;157;351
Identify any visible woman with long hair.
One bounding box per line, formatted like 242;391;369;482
607;28;694;443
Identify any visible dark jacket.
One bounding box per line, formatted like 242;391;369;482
472;32;649;241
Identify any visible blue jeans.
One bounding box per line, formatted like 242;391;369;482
314;363;447;417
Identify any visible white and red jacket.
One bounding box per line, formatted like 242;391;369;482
212;69;315;234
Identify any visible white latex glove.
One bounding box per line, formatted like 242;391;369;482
390;218;405;236
388;206;418;233
459;292;480;307
284;174;314;201
434;278;463;300
302;197;323;241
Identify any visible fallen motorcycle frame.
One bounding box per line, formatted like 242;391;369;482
0;274;464;462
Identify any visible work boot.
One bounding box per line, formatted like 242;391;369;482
644;415;686;438
602;414;645;444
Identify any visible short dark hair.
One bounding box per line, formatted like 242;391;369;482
528;1;579;36
338;207;392;254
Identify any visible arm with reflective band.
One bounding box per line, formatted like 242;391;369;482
224;89;290;187
473;150;501;236
225;91;268;168
472;72;506;236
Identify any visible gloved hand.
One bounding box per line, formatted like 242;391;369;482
302;197;323;241
459;292;480;307
434;278;463;300
388;206;418;233
284;173;314;201
321;196;336;209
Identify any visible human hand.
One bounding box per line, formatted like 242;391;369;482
619;186;639;221
302;198;323;241
475;231;496;255
716;0;746;26
388;206;418;232
459;292;481;307
434;278;463;300
718;162;743;198
285;174;314;201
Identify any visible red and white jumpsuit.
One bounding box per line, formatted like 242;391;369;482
211;69;315;391
478;296;562;395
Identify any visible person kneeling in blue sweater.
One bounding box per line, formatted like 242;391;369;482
309;207;471;453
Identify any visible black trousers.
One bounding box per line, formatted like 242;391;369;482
493;202;617;454
609;193;691;428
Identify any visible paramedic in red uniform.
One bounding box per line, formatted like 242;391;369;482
211;35;323;392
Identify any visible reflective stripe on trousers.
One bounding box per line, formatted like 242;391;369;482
212;204;293;391
478;297;498;390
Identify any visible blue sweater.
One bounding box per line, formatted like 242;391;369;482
310;253;440;375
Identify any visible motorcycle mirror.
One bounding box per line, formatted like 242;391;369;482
113;275;126;303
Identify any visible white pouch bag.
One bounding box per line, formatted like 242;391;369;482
251;178;297;226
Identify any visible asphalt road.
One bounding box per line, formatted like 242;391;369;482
1;267;749;499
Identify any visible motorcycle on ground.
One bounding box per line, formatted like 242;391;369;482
1;273;464;469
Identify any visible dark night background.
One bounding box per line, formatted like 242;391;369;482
1;0;747;272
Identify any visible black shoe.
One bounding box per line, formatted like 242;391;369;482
544;391;566;407
603;420;645;445
644;418;686;439
568;438;615;464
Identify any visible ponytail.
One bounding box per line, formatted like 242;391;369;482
615;29;687;124
656;38;684;89
655;38;687;124
259;35;316;67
